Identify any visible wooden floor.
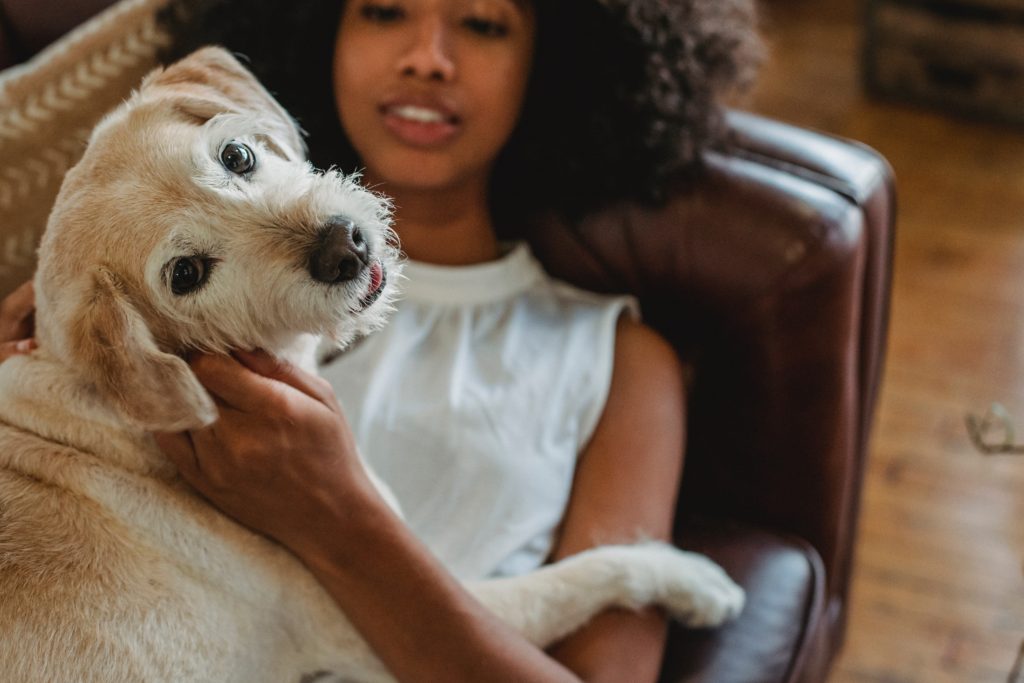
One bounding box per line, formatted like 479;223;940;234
747;1;1024;681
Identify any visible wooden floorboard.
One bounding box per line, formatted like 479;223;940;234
748;1;1024;681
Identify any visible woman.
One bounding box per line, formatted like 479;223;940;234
0;1;759;680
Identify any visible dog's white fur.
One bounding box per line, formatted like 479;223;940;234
0;48;744;682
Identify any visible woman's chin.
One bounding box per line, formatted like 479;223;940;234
370;173;461;195
361;156;487;198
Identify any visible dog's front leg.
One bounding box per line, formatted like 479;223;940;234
466;542;744;648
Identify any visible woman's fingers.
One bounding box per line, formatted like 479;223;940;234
0;338;36;363
0;280;36;343
189;353;292;413
1;280;34;315
233;348;337;406
190;350;336;413
152;430;201;482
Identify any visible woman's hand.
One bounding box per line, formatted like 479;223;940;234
0;280;37;362
153;349;378;556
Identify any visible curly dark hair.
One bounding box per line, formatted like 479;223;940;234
158;0;761;227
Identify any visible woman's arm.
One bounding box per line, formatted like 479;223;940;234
0;280;37;361
155;350;583;683
155;318;685;683
547;319;687;683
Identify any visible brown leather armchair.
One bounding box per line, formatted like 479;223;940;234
0;2;896;681
529;114;895;682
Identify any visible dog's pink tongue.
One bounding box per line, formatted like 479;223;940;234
369;262;383;291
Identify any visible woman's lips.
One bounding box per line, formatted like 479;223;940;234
380;102;460;148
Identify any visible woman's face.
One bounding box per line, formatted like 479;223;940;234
333;0;536;194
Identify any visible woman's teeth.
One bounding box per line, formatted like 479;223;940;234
392;105;448;123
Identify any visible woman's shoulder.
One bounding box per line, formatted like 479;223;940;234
612;317;680;372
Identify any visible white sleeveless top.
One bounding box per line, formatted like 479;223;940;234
320;243;637;579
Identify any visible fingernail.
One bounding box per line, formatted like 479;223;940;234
15;339;34;353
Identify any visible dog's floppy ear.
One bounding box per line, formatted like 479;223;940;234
141;46;306;161
69;268;217;432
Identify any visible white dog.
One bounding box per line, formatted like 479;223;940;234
0;47;744;682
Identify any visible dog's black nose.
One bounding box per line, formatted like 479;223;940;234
309;217;369;284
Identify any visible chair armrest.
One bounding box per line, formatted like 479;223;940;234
526;110;896;644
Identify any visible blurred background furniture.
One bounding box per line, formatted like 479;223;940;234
0;1;896;681
865;0;1024;126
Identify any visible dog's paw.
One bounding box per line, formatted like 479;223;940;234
651;546;745;628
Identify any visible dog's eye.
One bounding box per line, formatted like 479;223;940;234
171;257;211;296
220;142;255;175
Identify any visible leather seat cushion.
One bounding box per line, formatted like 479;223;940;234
662;519;826;683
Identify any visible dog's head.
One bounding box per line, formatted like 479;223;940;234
35;47;399;432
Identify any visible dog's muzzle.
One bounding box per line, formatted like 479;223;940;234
309;216;369;284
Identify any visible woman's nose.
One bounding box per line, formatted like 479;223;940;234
397;18;455;82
